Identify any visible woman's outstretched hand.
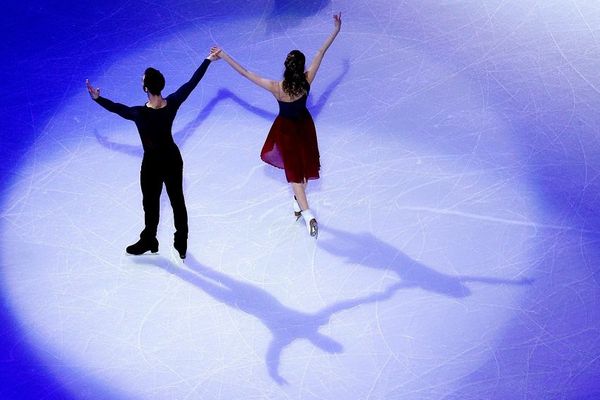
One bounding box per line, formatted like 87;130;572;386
333;12;342;32
86;79;100;100
207;47;222;61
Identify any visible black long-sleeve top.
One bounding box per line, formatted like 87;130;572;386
94;59;211;153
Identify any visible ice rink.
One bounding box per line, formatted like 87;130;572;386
1;1;600;399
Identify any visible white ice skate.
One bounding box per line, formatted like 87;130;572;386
301;209;318;238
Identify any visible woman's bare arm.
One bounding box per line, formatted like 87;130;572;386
305;12;342;85
217;49;279;95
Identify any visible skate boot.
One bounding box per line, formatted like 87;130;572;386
126;237;159;255
174;233;187;260
301;209;318;238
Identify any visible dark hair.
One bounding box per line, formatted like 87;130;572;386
282;50;308;97
143;67;165;95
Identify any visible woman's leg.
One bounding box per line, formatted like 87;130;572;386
291;181;309;211
291;180;318;237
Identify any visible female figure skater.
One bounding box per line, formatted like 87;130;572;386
86;48;220;259
216;13;342;237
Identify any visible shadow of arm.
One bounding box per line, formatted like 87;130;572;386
94;129;142;157
459;275;535;286
309;59;350;118
173;90;232;145
316;281;407;319
217;88;276;120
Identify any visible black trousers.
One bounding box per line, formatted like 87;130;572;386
139;148;188;243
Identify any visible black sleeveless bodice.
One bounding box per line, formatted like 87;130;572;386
277;92;309;120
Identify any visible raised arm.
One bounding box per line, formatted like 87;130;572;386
216;49;279;95
305;12;342;85
169;48;220;107
86;79;137;120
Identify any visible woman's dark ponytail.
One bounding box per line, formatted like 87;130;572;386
282;50;309;97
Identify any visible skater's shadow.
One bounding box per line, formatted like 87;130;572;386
94;90;230;157
318;226;534;298
134;253;403;385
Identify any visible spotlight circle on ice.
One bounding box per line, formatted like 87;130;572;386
1;12;539;400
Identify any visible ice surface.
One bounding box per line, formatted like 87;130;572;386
1;1;599;399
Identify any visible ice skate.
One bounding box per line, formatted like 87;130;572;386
301;209;318;238
174;233;187;260
126;238;159;255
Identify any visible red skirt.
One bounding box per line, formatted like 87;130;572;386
260;113;320;183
